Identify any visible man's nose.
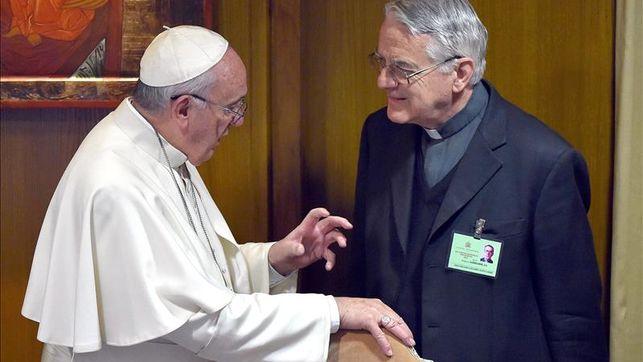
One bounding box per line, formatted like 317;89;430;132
376;68;397;90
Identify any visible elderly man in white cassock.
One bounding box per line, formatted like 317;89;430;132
21;26;416;362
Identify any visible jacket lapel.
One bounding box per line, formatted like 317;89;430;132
428;131;501;240
428;83;507;242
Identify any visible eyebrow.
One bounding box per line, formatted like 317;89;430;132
392;59;417;70
374;50;419;70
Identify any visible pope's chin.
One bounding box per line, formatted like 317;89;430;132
191;148;215;166
204;148;216;162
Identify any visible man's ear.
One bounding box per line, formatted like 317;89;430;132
452;57;474;93
170;95;192;133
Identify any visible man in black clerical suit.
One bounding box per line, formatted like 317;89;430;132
347;1;608;361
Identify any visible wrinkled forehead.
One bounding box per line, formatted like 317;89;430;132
209;48;248;102
377;14;431;61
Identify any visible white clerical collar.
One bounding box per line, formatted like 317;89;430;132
424;128;443;140
116;98;188;168
422;83;489;142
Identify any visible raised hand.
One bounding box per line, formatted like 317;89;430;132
268;208;352;275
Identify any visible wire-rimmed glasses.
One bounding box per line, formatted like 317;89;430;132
368;51;461;85
170;94;247;125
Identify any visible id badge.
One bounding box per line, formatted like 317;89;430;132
446;232;503;278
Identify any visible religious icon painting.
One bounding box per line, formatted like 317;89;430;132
1;0;214;107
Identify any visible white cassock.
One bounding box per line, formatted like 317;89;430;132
22;99;337;362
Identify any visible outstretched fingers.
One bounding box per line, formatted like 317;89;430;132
300;208;331;230
318;215;353;234
324;230;347;248
323;249;336;271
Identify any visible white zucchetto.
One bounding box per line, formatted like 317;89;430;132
139;25;229;87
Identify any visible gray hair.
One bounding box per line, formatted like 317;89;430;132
132;67;217;113
385;0;488;85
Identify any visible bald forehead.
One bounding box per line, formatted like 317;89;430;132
212;48;246;82
207;47;247;104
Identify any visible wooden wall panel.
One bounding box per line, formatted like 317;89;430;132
203;0;270;243
299;0;388;289
298;0;614;304
270;0;303;240
301;0;387;219
1;109;108;361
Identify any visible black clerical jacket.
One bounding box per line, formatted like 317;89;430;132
349;81;607;362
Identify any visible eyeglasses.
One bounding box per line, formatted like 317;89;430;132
170;94;248;125
368;51;461;85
